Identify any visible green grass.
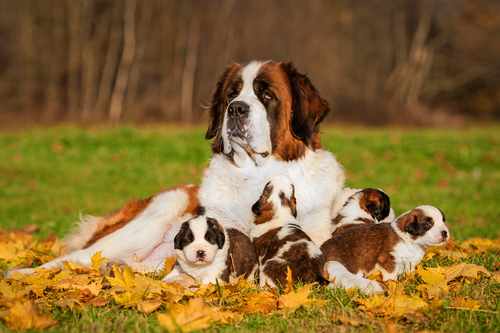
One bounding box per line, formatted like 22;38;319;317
1;125;499;240
0;125;499;332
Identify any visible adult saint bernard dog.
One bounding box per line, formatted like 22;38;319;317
8;61;375;292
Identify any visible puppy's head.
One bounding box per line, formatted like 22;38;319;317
252;175;297;224
358;188;392;222
396;205;449;247
174;216;225;265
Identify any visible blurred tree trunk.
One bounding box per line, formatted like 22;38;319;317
180;1;201;124
66;0;82;120
126;1;155;119
18;0;36;113
94;1;123;120
109;0;137;123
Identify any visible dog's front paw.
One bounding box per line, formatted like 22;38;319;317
98;259;128;277
162;273;198;288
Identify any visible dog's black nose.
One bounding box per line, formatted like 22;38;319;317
441;230;448;238
228;101;249;117
196;250;205;257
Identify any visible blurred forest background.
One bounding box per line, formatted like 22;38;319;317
0;0;499;127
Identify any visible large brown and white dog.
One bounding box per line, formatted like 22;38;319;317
321;205;449;294
8;61;345;277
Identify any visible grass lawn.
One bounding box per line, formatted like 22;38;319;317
0;125;499;332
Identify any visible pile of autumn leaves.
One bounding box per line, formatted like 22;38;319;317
0;229;499;332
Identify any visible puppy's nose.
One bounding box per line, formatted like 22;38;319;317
196;250;205;258
441;230;448;238
228;101;249;117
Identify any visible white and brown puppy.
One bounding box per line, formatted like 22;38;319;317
251;176;329;288
163;215;258;285
321;205;449;293
331;188;394;236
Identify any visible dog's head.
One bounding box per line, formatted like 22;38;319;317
395;205;449;247
358;188;393;222
205;61;329;162
252;175;297;224
174;216;225;265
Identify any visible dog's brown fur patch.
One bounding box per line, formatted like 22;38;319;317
220;228;258;282
321;223;401;276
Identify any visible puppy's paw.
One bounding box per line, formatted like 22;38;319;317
162;273;198;288
99;259;128;277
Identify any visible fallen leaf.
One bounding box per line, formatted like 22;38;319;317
4;299;56;330
137;298;163;314
332;315;366;326
449;297;480;310
284;266;293;293
91;251;109;271
91;296;110;307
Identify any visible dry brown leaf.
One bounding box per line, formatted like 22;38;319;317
332;315;366;326
91;296;110;307
137;298;163;314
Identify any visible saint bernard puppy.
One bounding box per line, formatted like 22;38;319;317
7;61;345;278
162;215;258;285
321;205;449;294
251;176;329;288
330;188;394;236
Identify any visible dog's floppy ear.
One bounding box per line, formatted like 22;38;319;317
206;217;225;249
281;62;330;142
205;63;241;152
252;182;274;216
403;212;421;237
174;221;191;250
364;188;391;221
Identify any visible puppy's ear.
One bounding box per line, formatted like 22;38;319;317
252;200;263;216
252;182;274;216
174;221;190;250
207;217;225;249
367;190;391;221
404;214;421;237
206;64;241;153
281;62;330;142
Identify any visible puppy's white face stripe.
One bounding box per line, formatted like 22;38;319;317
178;216;220;265
221;61;272;156
414;205;449;247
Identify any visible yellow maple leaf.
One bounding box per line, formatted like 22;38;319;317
107;265;135;288
277;283;327;315
113;288;147;306
136;298;163;314
90;251;109;271
156;297;214;332
0;280;17;299
284;266;293;293
238;291;278;314
163;256;177;275
449;297;481;310
3;299;56;330
439;263;490;281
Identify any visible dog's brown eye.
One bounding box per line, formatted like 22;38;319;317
264;93;273;100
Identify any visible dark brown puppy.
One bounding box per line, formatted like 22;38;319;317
251;176;328;288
